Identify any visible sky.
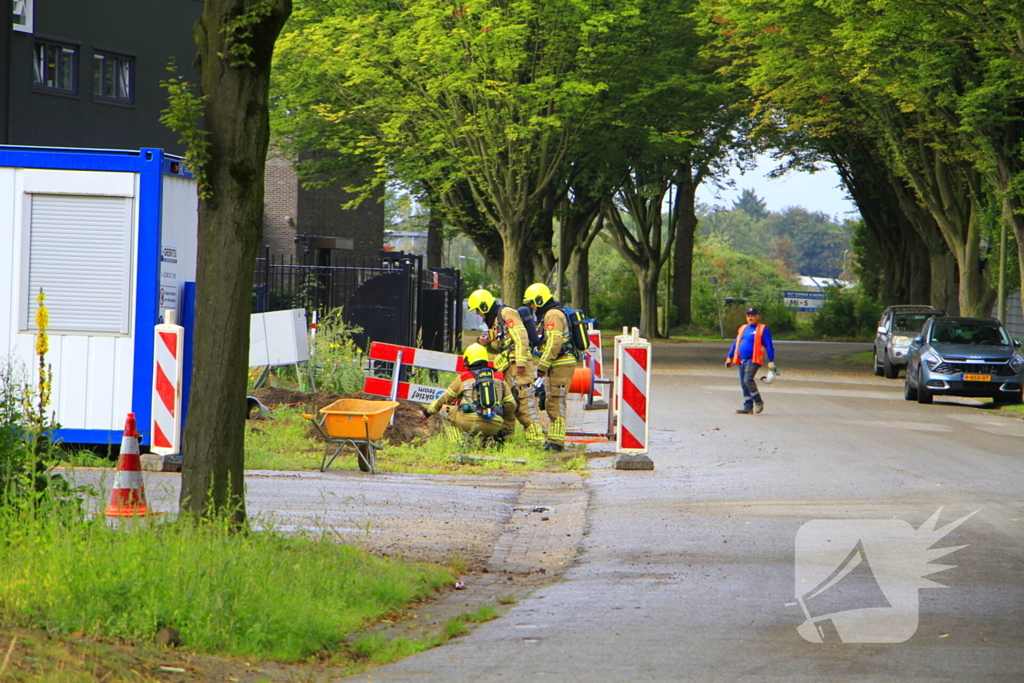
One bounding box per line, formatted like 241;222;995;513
696;155;861;222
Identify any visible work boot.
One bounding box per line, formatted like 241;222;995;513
736;407;752;414
754;402;764;414
543;441;564;452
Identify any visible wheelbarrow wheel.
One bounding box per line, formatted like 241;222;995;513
356;442;374;472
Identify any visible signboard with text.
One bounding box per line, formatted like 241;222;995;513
781;290;826;312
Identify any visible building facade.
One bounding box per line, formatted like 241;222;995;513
3;0;202;150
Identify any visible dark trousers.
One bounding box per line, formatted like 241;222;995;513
738;360;762;408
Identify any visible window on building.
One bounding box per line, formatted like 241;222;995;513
13;0;33;33
33;41;78;94
93;51;134;104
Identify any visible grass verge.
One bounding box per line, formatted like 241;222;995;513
0;500;452;668
245;406;586;473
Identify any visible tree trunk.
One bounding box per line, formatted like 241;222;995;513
635;265;661;339
672;179;698;327
179;0;292;524
500;227;531;304
930;252;958;314
426;207;443;269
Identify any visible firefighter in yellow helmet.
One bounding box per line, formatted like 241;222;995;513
467;289;544;444
523;283;576;451
422;343;516;442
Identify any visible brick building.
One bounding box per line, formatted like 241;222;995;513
261;149;384;263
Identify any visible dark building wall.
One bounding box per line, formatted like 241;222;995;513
3;0;202;150
296;172;384;263
262;150;384;262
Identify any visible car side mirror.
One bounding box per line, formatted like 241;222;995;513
1015;340;1022;348
877;326;886;334
914;336;924;344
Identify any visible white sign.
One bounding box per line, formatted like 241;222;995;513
781;290;826;312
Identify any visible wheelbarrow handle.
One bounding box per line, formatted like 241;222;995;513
304;413;330;439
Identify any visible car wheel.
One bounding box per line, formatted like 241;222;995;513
873;351;884;376
916;370;933;404
904;372;917;401
883;353;898;379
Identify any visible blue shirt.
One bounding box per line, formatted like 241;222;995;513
728;324;775;362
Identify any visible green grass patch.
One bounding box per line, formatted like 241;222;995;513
0;501;452;662
243;406;586;474
828;350;874;368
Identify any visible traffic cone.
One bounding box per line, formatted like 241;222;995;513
105;413;151;517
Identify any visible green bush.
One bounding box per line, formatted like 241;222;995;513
811;285;882;338
308;309;367;395
588;250;641;330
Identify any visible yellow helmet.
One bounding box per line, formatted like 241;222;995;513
523;282;553;307
463;343;489;367
467;289;497;314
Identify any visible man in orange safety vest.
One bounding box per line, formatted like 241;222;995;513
725;307;777;414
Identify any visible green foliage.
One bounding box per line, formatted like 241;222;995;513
1;291;77;513
588;247;641;330
159;61;211;198
699;199;851;278
0;505;451;661
308;309;367;396
688;237;797;331
219;0;275;67
811;285;883;339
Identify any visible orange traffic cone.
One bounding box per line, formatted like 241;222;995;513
105;413;151;517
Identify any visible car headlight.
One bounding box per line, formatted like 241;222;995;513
891;335;911;347
1011;354;1024;370
921;351;942;370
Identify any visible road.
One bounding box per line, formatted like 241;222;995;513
346;339;1024;682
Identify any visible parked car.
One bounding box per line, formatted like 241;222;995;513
904;316;1024;405
874;305;945;378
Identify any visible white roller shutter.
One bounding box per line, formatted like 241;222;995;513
25;194;133;335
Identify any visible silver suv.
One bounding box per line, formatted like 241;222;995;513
904;316;1024;405
873;305;945;378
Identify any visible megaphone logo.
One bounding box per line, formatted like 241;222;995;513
791;507;978;643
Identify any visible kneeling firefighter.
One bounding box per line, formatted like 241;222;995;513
523;283;577;452
422;343;516;442
467;289;545;444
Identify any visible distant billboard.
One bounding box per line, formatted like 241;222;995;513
781;290;826;312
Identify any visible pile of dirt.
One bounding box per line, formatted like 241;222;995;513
249;387;441;445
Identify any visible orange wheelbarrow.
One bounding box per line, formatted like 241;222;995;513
303;399;399;473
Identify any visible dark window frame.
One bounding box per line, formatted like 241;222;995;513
92;50;135;105
32;39;79;96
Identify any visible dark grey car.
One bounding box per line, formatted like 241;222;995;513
904;316;1024;405
873;305;945;378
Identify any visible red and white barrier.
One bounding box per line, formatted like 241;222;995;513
151;310;184;455
368;342;467;372
608;328;653;469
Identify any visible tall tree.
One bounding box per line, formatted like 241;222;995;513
273;0;640;302
178;0;292;523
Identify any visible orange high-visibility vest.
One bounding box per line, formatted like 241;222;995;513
730;323;767;364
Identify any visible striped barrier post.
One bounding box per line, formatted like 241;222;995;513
584;324;608;410
613;327;654;470
151;310;184;457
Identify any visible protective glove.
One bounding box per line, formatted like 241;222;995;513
420;408;431;420
768;362;777;371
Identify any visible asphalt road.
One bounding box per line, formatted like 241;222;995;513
346;339;1024;682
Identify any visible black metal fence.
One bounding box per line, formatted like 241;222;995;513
252;248;463;353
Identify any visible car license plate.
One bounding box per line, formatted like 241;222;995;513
962;374;991;382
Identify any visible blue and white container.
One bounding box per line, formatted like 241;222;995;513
0;146;197;447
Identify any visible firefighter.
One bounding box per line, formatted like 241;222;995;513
522;283;576;451
422;343;516;442
467;289;545;444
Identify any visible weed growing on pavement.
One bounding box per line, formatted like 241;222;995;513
0;506;452;661
244;406;322;469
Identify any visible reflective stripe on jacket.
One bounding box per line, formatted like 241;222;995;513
730;323;767;364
